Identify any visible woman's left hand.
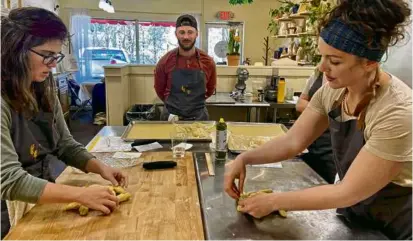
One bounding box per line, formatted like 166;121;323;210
99;165;128;187
238;193;277;218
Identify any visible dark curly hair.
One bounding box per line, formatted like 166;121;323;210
1;7;68;117
319;0;411;128
319;0;411;52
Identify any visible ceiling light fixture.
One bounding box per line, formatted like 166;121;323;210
98;0;115;13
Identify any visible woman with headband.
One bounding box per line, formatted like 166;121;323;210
224;0;412;239
1;7;128;238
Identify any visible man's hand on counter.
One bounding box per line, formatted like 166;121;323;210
85;158;128;187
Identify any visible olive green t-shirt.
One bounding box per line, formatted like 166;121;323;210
1;97;94;203
308;74;412;187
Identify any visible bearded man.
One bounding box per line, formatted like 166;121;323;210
154;14;217;121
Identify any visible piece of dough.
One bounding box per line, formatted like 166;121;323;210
63;202;81;211
79;205;89;216
117;193;131;203
174;122;214;139
113;186;126;194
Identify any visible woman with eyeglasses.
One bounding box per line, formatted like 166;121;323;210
224;0;411;239
1;7;128;238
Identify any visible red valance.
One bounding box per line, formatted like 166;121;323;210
91;19;175;27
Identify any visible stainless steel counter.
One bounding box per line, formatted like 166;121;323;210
207;93;270;107
89;126;387;240
194;153;386;240
152;92;270;122
154;92;270;107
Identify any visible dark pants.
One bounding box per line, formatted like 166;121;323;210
301;152;336;184
1;200;10;239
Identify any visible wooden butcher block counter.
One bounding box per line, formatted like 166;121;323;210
4;152;205;240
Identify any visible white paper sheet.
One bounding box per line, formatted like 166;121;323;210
133;142;163;152
89;136;131;152
112;152;142;159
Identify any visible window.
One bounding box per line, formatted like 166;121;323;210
205;22;244;65
136;21;177;64
88;19;181;66
74;16;202;81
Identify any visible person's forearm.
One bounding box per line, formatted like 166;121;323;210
242;134;301;165
270;184;355;211
85;158;105;174
296;99;309;113
38;183;83;204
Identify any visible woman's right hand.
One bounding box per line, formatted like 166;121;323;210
224;154;247;199
75;185;119;215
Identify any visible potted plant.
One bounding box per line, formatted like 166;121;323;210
280;1;295;17
270;8;282;20
227;28;241;66
267;18;279;35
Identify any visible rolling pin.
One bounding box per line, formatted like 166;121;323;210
143;161;177;170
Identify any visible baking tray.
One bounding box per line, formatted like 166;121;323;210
121;121;216;142
227;122;288;153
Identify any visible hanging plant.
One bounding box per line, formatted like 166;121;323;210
229;0;253;5
267;19;279;35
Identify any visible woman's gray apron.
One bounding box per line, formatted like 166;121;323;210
1;86;65;239
301;73;337;183
161;50;209;121
328;95;412;240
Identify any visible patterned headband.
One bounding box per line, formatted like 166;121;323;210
320;18;384;62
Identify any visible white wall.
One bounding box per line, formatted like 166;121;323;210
381;2;412;88
9;0;59;13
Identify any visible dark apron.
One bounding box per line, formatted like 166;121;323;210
161;49;209;121
328;96;412;240
1;86;66;239
301;73;336;183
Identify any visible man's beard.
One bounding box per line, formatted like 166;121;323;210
178;39;196;51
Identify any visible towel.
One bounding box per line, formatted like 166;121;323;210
6;200;35;227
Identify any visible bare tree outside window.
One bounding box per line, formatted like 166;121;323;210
88;19;178;65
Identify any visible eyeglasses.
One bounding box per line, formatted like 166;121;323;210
29;49;65;65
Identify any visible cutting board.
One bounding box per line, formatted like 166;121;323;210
4;152;205;240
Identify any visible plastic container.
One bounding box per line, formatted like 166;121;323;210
277;78;286;103
244;92;253;103
124;104;159;124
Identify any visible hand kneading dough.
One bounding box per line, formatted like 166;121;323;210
63;185;131;216
236;189;287;218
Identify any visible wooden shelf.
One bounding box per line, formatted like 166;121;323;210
275;12;311;22
290;14;306;19
298;11;311;16
276;17;293;22
298;32;317;37
273;33;311;38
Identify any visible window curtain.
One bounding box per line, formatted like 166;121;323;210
70;9;91;83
